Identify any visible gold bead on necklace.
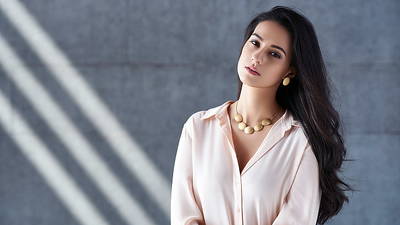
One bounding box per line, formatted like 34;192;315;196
234;101;280;134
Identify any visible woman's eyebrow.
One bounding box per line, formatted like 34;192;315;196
251;33;287;56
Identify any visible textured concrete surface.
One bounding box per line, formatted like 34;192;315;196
0;0;399;224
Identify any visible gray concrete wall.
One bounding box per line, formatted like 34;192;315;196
0;0;398;224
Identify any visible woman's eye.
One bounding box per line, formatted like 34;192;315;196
249;40;281;59
270;52;281;58
250;40;259;46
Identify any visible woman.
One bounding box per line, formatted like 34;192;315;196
171;5;352;225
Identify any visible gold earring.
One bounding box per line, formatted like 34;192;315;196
282;77;290;86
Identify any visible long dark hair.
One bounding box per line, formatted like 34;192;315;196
236;6;355;225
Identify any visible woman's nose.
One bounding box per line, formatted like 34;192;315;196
251;53;262;65
251;49;265;65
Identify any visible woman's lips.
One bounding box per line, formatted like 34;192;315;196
245;66;260;76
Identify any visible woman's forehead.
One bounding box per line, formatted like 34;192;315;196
253;21;291;49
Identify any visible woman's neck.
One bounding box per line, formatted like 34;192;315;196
235;84;284;125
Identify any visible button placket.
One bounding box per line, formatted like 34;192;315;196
235;173;243;225
218;103;244;225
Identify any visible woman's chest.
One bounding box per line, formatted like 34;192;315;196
193;131;299;199
194;141;298;213
191;119;306;209
231;125;273;174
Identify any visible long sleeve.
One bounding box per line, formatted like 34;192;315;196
171;122;205;225
272;142;322;225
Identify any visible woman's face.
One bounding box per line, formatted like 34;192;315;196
237;20;295;88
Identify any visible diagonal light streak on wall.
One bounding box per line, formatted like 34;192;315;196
0;34;155;225
0;91;111;225
0;0;171;217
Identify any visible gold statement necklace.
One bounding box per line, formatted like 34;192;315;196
233;101;281;134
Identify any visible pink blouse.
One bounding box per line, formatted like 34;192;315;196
171;100;321;225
